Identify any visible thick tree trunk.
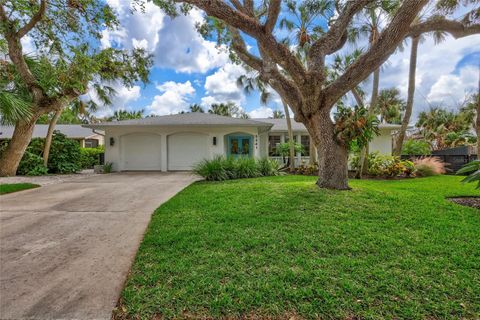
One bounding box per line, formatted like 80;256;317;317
282;100;295;172
394;36;420;156
0;114;40;176
309;140;315;165
43;109;63;166
307;110;350;190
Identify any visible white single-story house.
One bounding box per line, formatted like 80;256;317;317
84;113;402;172
0;124;105;148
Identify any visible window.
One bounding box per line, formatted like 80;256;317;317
268;135;281;156
85;139;99;148
301;135;310;156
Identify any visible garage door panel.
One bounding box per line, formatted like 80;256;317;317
168;133;209;170
121;133;161;170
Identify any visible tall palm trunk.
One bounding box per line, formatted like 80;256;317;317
282;99;295;171
0;114;40;176
394;35;420;156
356;67;380;178
43;109;63;166
476;88;480;158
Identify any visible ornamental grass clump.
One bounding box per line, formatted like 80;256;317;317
193;156;280;181
414;157;447;176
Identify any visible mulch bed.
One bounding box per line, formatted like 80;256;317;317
448;197;480;209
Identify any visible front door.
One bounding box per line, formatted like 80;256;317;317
227;135;253;158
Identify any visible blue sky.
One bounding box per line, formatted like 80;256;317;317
81;1;480;119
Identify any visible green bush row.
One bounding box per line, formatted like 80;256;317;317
350;152;446;177
1;131;103;176
79;146;104;169
193;156;281;181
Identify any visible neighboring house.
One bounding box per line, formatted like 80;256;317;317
84;113;402;172
0;125;105;148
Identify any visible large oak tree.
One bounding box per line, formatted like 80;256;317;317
155;0;479;189
0;0;152;176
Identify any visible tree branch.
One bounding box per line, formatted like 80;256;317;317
408;17;480;39
0;3;43;101
17;0;47;38
181;0;307;84
324;0;429;107
308;0;372;68
264;0;281;32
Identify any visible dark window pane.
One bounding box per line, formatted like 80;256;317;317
301;135;310;156
268;135;281;156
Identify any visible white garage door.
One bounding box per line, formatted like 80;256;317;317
120;133;162;170
168;133;209;170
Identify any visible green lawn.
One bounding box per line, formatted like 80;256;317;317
117;176;480;319
0;183;39;195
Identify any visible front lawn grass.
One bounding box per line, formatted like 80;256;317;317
0;183;39;195
118;175;480;319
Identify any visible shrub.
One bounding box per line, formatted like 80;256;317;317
17;151;48;176
235;157;260;178
193;156;280;181
368;153;406;177
402;139;431;155
193;156;229;181
257;158;281;176
79;147;104;169
46;131;81;174
103;162;114;174
414;157;446;177
457;160;480;189
295;163;319;176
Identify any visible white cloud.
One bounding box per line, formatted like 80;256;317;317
102;2;227;73
248;106;274;118
378;35;480;119
154;10;229;73
84;82;142;117
427;66;478;106
201;63;247;106
147;80;195;115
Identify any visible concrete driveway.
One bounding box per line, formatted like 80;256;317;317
0;172;198;319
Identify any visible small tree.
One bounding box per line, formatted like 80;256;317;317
0;0;152;176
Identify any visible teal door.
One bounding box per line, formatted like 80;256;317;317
227;135;253;158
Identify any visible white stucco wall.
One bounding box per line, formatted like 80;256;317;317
369;129;394;155
104;125;265;172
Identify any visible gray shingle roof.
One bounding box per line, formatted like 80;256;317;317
84;113;273;128
0;125;103;139
256;118;403;132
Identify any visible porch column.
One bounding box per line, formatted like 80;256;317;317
296;134;302;167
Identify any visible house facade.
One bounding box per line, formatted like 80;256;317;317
85;113;402;172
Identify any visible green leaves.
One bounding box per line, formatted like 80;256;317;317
334;104;380;151
457;160;480;189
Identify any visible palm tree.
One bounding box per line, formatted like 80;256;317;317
279;0;333;48
272;110;285;119
237;73;296;171
348;2;400;176
107;109;144;121
189;104;205;113
375;88;406;124
393;0;473;154
0;59;33;125
460;93;480;156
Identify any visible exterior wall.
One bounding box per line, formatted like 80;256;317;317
88;133;105;146
369;129;394;155
104;125;263;172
